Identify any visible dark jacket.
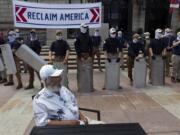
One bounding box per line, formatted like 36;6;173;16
74;33;93;58
26;39;41;54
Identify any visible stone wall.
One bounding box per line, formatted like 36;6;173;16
171;10;180;31
132;1;146;32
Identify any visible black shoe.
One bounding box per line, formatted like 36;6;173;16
171;77;176;83
177;79;180;83
119;86;123;89
25;85;34;90
0;79;7;84
16;84;23;89
99;68;103;72
4;82;14;86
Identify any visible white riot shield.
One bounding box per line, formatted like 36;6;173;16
15;44;46;72
53;62;68;87
151;56;165;86
0;57;4;71
105;59;120;90
0;44;17;74
78;59;93;92
133;58;147;88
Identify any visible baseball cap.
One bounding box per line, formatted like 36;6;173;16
155;28;162;33
133;33;140;39
56;30;62;35
39;65;63;81
31;29;36;33
9;31;15;35
110;28;116;34
80;23;88;28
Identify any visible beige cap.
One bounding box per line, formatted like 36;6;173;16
56;30;62;35
133;33;140;39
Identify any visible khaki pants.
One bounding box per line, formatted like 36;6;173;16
172;54;180;79
9;55;22;85
165;51;172;76
27;65;41;86
127;56;135;81
53;56;68;88
92;47;101;69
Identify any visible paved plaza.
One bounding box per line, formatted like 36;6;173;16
0;70;180;135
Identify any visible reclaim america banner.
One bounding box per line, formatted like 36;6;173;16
13;0;102;28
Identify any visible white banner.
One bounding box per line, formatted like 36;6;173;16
12;0;101;29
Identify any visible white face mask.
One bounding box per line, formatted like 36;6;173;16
165;32;171;37
94;32;99;36
118;33;122;37
155;32;162;39
145;36;150;39
56;35;62;40
15;33;20;38
110;33;116;38
177;35;180;40
133;39;138;43
80;27;87;34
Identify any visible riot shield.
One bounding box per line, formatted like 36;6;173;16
78;59;93;92
0;44;17;74
105;59;120;90
133;58;147;88
151;56;165;85
15;44;46;71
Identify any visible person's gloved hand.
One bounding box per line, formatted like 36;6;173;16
145;56;149;61
135;56;140;62
116;58;120;63
162;55;167;60
166;46;172;51
152;55;156;60
107;58;111;63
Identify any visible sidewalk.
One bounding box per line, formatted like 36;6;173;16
0;70;180;135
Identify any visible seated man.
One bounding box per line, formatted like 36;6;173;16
33;65;88;126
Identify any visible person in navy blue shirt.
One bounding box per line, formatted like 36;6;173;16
163;28;176;77
127;33;146;85
168;31;180;82
91;29;102;72
117;31;127;69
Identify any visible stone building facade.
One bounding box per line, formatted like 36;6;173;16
0;0;180;42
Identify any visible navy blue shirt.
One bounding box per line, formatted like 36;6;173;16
117;37;126;48
149;39;166;55
163;36;176;52
26;39;41;54
91;36;101;47
172;40;180;56
50;39;70;57
128;41;146;57
103;37;122;54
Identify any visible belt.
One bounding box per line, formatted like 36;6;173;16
81;53;90;58
54;56;64;61
107;53;118;59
